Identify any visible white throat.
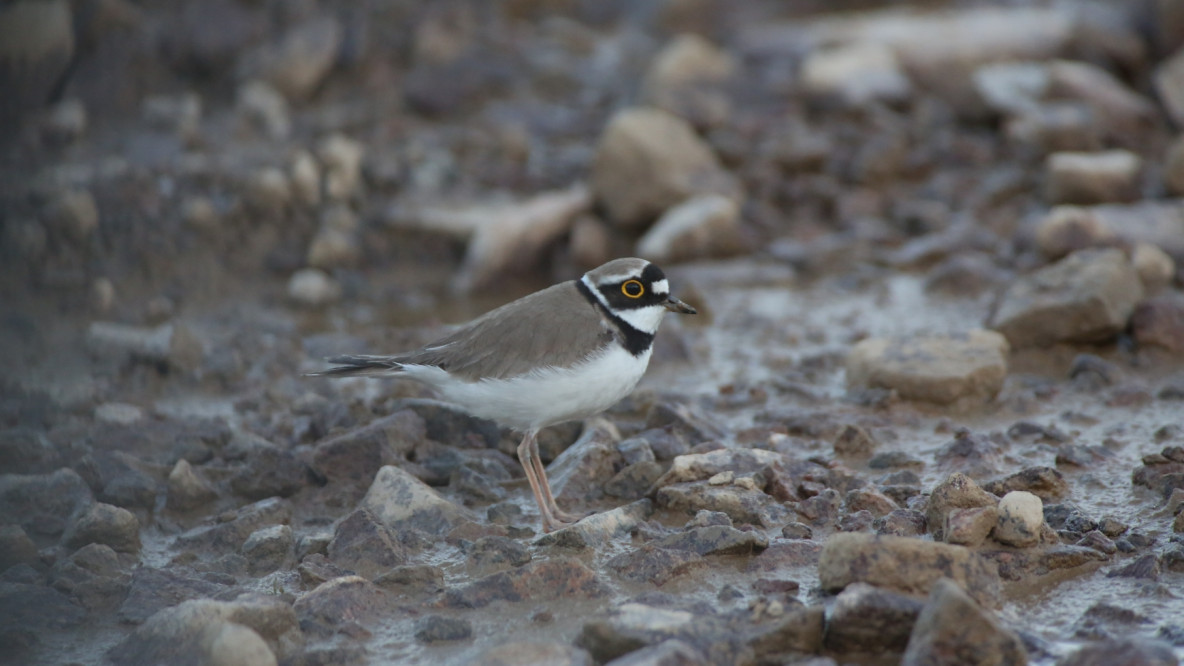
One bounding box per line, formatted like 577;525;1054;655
580;274;667;334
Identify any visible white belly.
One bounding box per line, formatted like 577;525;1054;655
401;345;652;431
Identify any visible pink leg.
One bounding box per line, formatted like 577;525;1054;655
516;430;568;532
529;434;586;525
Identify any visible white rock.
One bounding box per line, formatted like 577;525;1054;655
289;150;321;206
1045;150;1141;205
635;193;741;264
237;80;291;140
206;622;277;666
1132;243;1175;295
361;465;467;535
1154;45;1184;127
801;42;912;106
993;491;1043;548
708;471;734;486
287;268;341;307
94;402;145;425
317;133;364;201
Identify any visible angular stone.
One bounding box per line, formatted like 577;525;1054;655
927;473;999;541
845;487;898;518
535;500;653;550
0;582;87;637
819;533;1001;607
0;468;93;537
294;576;389;638
327;508;408;580
983;467;1068;502
606;544;708;587
591;107;737;229
167;459;218;512
945;506;999;547
901;579;1027;666
652;448;787;487
577;602;743;665
415;615;472;644
548;424;624;508
444;558;608;609
655;482;791;528
875;509;928;537
361;465;467;536
845;330;1009;405
118;567;233;624
61;502;141;554
824;583;924;654
373;564;444;598
242;525;293;574
651;525;769;557
175;497;291;552
801;42;911;106
0;525;39;572
987;248;1143;348
1056;637;1177;666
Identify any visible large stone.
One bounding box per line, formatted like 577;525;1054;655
110;595;299;666
926;473;999;540
0;525;38;571
635;194;743;264
175;497;292;552
655;482;792;528
294;576;390;638
327;508;408;579
901;578;1027;666
987;248;1144;348
360;465;467;535
846;330;1009;405
118;567;233;624
591;107;736;230
310;409;425;484
61;502;141;554
819;533;1001;607
548;423;625;508
824;583;924;655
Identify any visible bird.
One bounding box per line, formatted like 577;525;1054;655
309;257;697;532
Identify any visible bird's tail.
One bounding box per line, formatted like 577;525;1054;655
306;355;404;378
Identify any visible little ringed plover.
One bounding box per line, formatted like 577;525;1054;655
310;257;697;532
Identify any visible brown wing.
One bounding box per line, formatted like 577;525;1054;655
396;281;615;381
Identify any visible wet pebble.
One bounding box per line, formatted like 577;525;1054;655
945;506;999;547
49;543;130;611
988;248;1144;348
823;582;923;655
1075;531;1118;556
901;579;1027;666
874;509;927;537
781;522;813;540
604;461;665;500
833;424;878;458
242;525;292;574
295;575;389;639
415;615;472;644
651;525;768;557
0;525;39;572
444;557;608;609
118;567;235;624
993;491;1044;548
175;497;291;552
606;544;708;587
1056;637;1177;666
795;488;841;526
926;472;998;541
236;80;290;140
1106;553;1161;581
373;563;444;598
327;508;408;580
466;535;531;574
819;533;1000;607
845;330;1009;405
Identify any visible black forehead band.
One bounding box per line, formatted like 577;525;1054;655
640;263;665;284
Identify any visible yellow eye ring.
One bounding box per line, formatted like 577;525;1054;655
622;280;644;298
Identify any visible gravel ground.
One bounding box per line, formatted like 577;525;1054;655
2;1;1184;665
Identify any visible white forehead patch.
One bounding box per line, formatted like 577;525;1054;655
651;279;669;295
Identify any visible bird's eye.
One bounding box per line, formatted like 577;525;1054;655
622;280;644;298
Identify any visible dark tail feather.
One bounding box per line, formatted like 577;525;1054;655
306;355;404;378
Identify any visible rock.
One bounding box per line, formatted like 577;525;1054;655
86;321;202;371
605;461;665;500
1055;637;1177;666
819;533;1000;607
576;602;740;664
310;409;425;483
935;430;1003;477
117;566;235;624
0;582;86;645
229;443;308;500
652;448;785;487
901;578;1027;666
1132;294;1184;353
945;506;999;547
1107;553;1161;581
875;509;928;537
1034;206;1117;260
604;639;705;666
244;167;292;213
451;185;592;292
656;481;791;528
373;563;444;598
472;641;594;666
535;500;653;550
546;422;623;508
295;575;389;638
238;16;342;100
591;107;736;230
60;502;140;554
167;459;218;512
289;150;321;206
640;34;736;128
49;543;130;611
317;133;365;201
801;42;911;106
327;508;408;579
833;424;878;458
237;80;290;140
635;194;742;264
845;488;898;518
0;0;74;137
242;525;292;574
1154;46;1184;127
287;268;342;307
926;473;999;540
993;491;1044;548
361;465;467;536
845;330;1009;405
444;557;608;608
606;544;707;587
0;525;39;572
982;467;1068;502
98;468;157;511
415;615;472;643
175;497;292;552
465;535;531;574
110;595;299;666
306;225;359;270
1045;150;1141;205
795;488;841;526
1132;243;1175;294
650;525;769;557
987;248;1143;348
824;583;924;655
